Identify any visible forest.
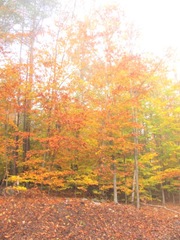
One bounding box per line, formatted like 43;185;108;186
0;0;180;209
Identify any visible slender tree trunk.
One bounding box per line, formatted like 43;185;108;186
123;156;128;204
130;78;140;208
172;193;175;205
13;41;23;174
135;149;140;209
23;107;31;161
131;121;140;209
134;109;140;208
13;109;20;175
131;170;136;203
4;112;9;186
23;27;35;161
161;183;166;205
113;162;118;203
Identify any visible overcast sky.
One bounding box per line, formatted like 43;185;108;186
97;0;180;76
120;0;180;54
60;0;180;77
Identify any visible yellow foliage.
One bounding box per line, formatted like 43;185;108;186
140;153;158;163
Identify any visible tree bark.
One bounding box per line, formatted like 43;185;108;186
113;162;118;204
134;109;140;209
161;183;166;206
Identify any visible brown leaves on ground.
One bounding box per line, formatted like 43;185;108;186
0;190;179;240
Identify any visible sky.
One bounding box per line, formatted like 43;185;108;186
119;0;180;54
95;0;180;77
58;0;180;78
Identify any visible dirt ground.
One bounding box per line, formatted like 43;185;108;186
0;190;179;240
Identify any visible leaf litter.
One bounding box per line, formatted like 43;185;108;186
0;190;179;240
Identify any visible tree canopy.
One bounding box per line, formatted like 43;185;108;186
0;0;179;207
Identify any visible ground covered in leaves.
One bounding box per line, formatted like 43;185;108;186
0;190;180;240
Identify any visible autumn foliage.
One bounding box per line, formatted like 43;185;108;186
0;0;179;207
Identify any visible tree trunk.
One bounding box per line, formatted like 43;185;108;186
113;163;118;203
130;78;140;209
172;193;175;205
131;126;140;209
135;154;140;209
12;109;20;175
134;117;140;209
131;170;136;203
161;183;166;205
22;23;35;161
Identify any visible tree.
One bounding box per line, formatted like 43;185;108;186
0;1;179;206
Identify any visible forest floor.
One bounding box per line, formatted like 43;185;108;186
0;189;180;240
